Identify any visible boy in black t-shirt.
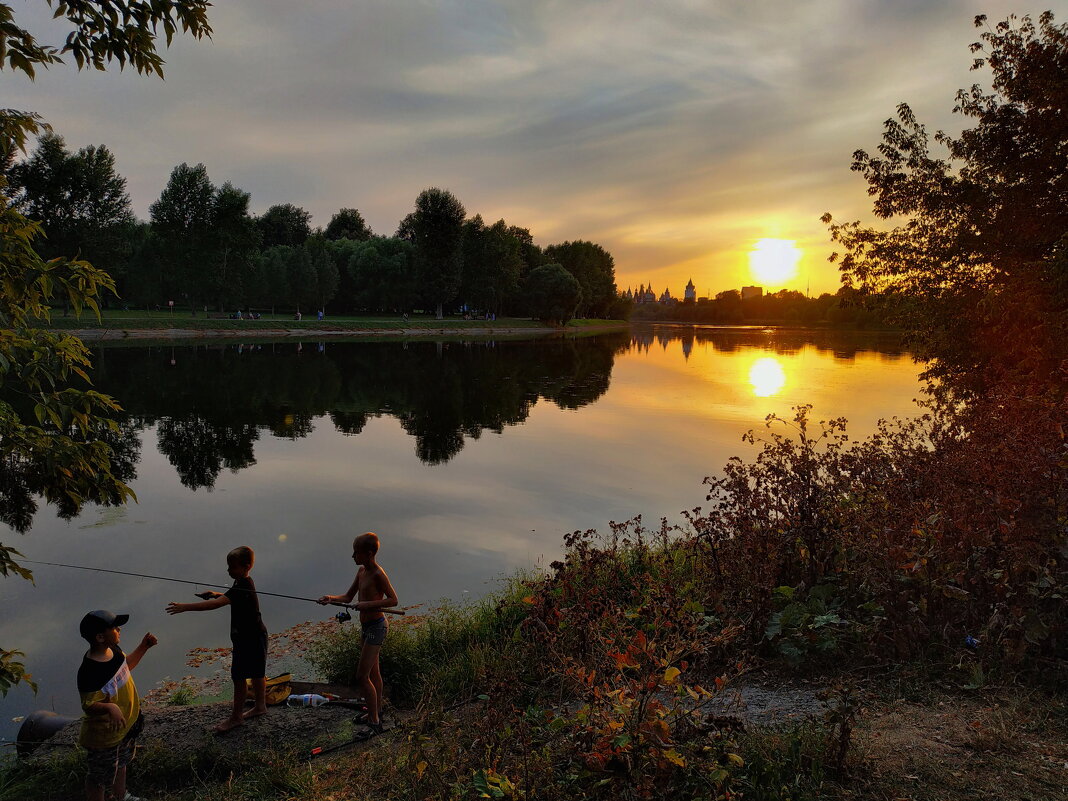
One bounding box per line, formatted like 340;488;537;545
166;546;268;732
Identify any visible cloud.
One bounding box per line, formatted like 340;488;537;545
5;0;1018;294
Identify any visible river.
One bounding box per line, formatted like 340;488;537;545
0;325;924;745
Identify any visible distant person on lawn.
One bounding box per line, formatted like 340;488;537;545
318;532;398;736
166;546;268;732
77;609;157;801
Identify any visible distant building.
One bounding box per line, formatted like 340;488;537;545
741;285;763;300
684;278;696;302
634;283;657;304
659;286;674;303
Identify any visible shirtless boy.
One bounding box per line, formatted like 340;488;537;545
318;532;398;734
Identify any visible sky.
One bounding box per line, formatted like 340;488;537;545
6;0;1062;297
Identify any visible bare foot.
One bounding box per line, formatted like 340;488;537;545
213;717;244;733
243;707;268;720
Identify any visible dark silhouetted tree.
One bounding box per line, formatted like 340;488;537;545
324;207;372;241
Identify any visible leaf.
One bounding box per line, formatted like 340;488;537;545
663;666;681;685
662;748;686;767
416;760;427;779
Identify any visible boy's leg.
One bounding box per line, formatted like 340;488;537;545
242;631;269;719
370;658;384;720
84;743;119;801
356;643;383;723
112;765;127;801
244;676;268;718
216;678;247;732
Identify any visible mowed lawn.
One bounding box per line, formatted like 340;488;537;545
41;310;623;332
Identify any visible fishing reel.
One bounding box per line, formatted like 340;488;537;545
333;610;352;623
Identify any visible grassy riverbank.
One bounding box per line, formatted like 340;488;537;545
40;310;627;336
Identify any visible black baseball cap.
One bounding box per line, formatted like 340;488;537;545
79;610;130;641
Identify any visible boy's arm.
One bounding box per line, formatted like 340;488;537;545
85;700;125;731
317;574;360;605
357;569;399;611
125;632;158;670
166;597;230;614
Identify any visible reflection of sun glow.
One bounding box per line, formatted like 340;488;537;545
749;238;801;286
749;357;786;397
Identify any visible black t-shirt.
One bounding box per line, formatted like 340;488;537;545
77;645;125;694
225;576;267;639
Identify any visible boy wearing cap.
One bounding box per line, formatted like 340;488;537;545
77;610;157;801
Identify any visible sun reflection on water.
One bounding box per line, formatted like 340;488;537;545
749;356;787;397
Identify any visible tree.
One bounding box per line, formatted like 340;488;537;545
149;162;215;313
346;236;418;312
459;216;522;316
408;188;465;319
0;0;211;695
825;12;1068;390
258;203;312;248
252;246;292;315
305;235;339;311
288;245;318;313
543;240;617;318
8;133;134;303
210;182;259;309
525;262;582;325
324;207;372;241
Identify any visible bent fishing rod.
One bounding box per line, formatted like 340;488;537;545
20;559;409;616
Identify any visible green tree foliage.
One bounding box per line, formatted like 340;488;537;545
287;245;318;313
525;262;582;325
459;216;522;315
0;0;212;695
544;240;617;318
346;236;418;312
149;162;215;312
324;207;372;241
304;235;338;311
251;245;292;314
147;166;258;312
824;12;1068;390
257;203;312;248
209;182;260;310
408;187;465;319
7;133;134;295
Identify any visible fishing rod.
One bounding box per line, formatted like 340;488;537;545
20;559;409;616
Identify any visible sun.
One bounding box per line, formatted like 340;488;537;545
748;238;801;286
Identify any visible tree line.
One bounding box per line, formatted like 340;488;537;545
630;286;895;328
4;138;627;322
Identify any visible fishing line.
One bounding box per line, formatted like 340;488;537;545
20;559;408;614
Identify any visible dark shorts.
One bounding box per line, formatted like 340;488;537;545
84;716;140;788
361;617;387;647
231;631;268;681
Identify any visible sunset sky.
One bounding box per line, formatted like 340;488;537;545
6;0;1050;297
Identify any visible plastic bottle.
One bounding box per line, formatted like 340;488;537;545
286;693;329;707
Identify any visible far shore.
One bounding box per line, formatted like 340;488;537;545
67;322;630;341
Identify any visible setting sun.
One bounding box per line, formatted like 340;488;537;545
748;239;801;287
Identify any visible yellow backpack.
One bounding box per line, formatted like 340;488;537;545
247;673;292;705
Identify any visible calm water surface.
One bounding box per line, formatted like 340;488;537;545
0;326;923;742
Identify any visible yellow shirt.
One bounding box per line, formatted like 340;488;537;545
77;646;140;749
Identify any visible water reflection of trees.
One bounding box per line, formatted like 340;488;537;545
89;335;629;490
627;325;907;361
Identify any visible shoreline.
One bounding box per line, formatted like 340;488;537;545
68;323;631;341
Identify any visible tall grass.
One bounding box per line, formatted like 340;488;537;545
308;575;532;706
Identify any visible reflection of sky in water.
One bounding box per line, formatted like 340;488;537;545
0;331;923;740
